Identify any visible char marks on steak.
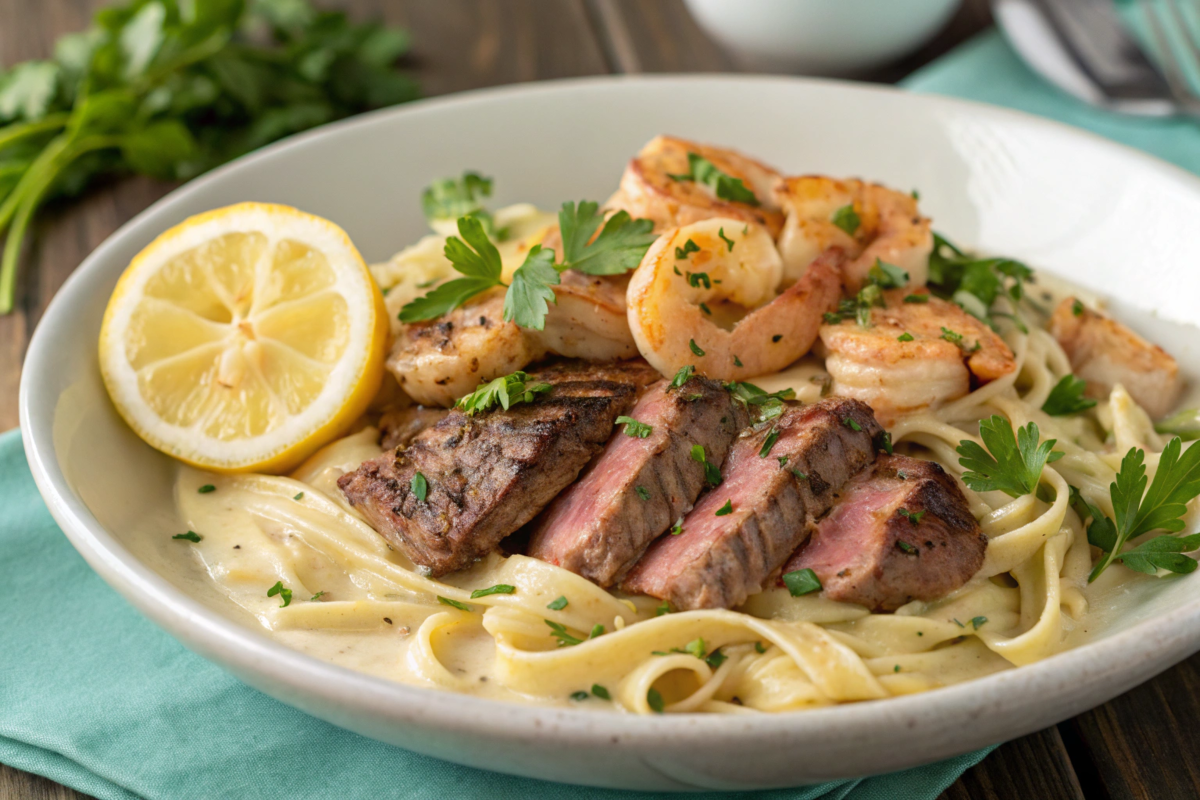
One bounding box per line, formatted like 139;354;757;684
622;397;884;610
782;454;986;611
527;375;750;586
379;406;450;450
338;359;659;576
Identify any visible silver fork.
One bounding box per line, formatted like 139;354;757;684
1138;0;1200;116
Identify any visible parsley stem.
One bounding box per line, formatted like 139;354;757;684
0;113;69;153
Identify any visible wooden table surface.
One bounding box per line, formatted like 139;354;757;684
2;2;1198;798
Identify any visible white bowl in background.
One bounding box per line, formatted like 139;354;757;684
684;0;963;74
19;75;1200;791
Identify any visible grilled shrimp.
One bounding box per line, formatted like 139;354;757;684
819;290;1015;425
773;177;932;292
626;218;843;381
1048;297;1181;419
606;135;786;236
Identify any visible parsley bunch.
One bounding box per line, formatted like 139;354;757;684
0;0;417;314
1073;438;1200;581
400;197;656;330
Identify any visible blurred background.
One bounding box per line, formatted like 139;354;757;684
3;1;1200;799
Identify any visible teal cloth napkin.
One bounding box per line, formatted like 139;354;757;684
10;29;1199;799
0;429;987;799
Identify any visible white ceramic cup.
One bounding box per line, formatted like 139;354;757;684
684;0;964;74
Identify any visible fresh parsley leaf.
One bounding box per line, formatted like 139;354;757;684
616;416;653;438
438;595;472;611
876;430;893;455
725;381;794;421
470;584;515;599
1042;375;1097;416
956;416;1063;498
689;338;706;357
1087;437;1200;581
198;484;216;494
868;259;908;288
925;232;1032;326
684;638;707;658
455;370;552;415
411;472;428;502
904;294;929;304
669;365;695;390
1072;298;1084;316
656;600;671;616
706;648;728;669
172;530;202;542
399;215;505;322
783;568;822;596
590;624;605;639
635;485;651;501
547;595;569;610
691;444;722;486
715;500;733;516
647;687;665;713
502;245;560;330
970;616;988;629
672;152;760;205
759;428;780;457
831;204;860;236
545;619;583;646
421;171;493;228
293;492;304;501
592;684;611;700
267;581;292;608
558;200;656;275
897;332;914;342
898;508;925;525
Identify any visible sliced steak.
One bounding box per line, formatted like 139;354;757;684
527;376;750;586
379;406;450;450
622;397;884;610
782;454;986;611
338;359;659;576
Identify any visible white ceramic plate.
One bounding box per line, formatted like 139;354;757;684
19;76;1200;791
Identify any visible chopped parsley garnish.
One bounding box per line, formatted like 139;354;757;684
718;227;735;251
685;638;707;658
831;204;860;236
676;238;700;260
690;444;723;486
956;416;1063;498
1042;375;1096;416
545;620;583;646
455;371;552;415
411;472;428;502
687;271;711;289
897;332;914;342
821;258;908;327
310;591;327;602
898;508;925;525
876;431;894;455
783;568;822;596
759;428;780;457
896;541;918;555
669;152;759;205
970;616;988;629
733;355;743;367
755;641;767;653
940;327;963;345
670;518;684;536
778;455;789;467
700;302;712;315
267;581;292;608
547;595;569;611
792;469;808;481
438;596;472;611
656;600;672;616
844;417;863;432
293;492;304;501
1074;438;1200;581
589;624;605;639
422;171;495;232
926;232;1032;327
669;365;695;389
592;684;611;700
635;486;651;501
570;690;590;701
903;294;929;304
772;334;782;343
470;584;516;599
647;687;665;713
172;531;202;543
616;416;653;438
198;484;216;494
1072;298;1085;316
715;500;733;516
689;338;706;357
912;189;920;200
725;381;794;421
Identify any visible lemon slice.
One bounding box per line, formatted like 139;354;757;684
99;202;389;473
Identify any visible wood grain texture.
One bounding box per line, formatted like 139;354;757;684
938;728;1085;800
0;764;95;800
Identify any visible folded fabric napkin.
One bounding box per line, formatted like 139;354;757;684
0;429;984;800
8;29;1198;800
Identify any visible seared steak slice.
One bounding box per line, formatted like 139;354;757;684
622;397;883;610
527;376;750;586
339;359;659;576
379;406;450;450
782;454;986;611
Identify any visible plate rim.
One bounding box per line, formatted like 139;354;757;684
19;72;1200;774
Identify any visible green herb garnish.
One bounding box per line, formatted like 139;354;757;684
670;152;759;205
669;365;695;390
1042;375;1096;416
956;416;1063;498
897;332;914;342
831;204;860;236
782;568;822;596
897;508;925;525
896;541;918;555
198;484;215;494
422;172;494;233
545;619;583;646
718;227;735;251
547;595;569;611
411;472;428;502
616;416;653;438
759;428;780;458
470;584;516;599
172;531;201;543
455;370;551;415
293;492;304;501
715;500;733;516
438;596;472;611
267;581;292;608
676;239;700;260
592;684;611;700
646;687;665;713
689;338;706;357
